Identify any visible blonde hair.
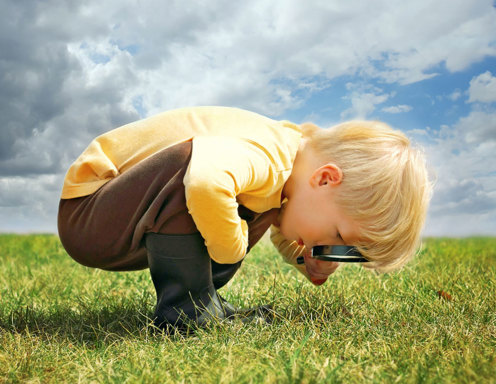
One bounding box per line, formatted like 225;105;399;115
302;121;432;272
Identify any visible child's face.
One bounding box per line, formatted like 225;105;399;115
278;166;362;249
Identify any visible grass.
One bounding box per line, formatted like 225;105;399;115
0;234;495;383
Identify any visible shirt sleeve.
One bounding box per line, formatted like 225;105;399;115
270;224;312;281
184;136;277;264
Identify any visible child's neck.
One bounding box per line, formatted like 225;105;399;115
283;138;319;199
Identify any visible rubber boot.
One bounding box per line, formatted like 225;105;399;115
146;232;274;332
211;259;242;290
145;232;234;332
211;257;275;322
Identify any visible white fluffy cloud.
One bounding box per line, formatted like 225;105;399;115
468;71;496;103
341;91;390;120
382;105;413;114
449;90;462;101
47;0;496;117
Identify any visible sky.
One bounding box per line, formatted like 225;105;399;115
1;0;495;236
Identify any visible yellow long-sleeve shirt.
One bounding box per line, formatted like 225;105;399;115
61;106;307;271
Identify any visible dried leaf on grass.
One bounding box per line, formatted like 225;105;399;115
437;290;453;301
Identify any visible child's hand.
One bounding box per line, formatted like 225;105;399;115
303;248;340;286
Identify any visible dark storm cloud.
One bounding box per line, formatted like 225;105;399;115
0;2;88;163
0;0;139;176
0;4;73;160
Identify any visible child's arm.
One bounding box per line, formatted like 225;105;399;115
184;136;279;264
270;224;311;280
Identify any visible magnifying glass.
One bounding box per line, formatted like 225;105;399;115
296;245;368;264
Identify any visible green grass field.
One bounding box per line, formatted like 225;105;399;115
0;235;495;383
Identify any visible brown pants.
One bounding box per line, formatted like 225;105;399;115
58;141;277;271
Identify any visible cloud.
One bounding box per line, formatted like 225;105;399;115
430;178;496;216
382;105;413;114
449;89;462;101
341;90;389;119
425;212;496;237
457;109;496;143
0;174;63;232
0;1;140;176
412;108;496;236
468;71;496;103
1;0;496;232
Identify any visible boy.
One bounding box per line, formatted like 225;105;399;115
58;106;431;331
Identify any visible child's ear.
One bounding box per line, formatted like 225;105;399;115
310;164;343;187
